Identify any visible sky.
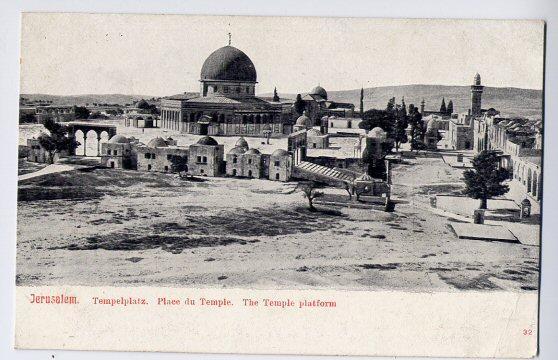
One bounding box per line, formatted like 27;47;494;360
20;13;545;96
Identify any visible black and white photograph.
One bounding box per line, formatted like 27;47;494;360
8;10;551;358
17;14;543;292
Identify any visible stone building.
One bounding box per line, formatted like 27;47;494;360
35;105;76;123
301;86;355;126
160;45;290;137
100;135;137;169
135;137;189;173
471;73;484;116
269;149;293;181
321;116;363;135
26;136;69;163
306;128;330;149
124;114;158;128
448;112;474;150
187;136;225;176
446;74;489;150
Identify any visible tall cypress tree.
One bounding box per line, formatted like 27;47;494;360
401;97;407;116
273;87;280;102
359;87;364;118
439;98;447;114
294;94;305;115
446;100;454;115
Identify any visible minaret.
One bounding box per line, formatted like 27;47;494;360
470;73;484;116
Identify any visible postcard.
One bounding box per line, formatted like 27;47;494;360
16;13;544;358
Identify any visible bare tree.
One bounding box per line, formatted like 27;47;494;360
297;181;325;211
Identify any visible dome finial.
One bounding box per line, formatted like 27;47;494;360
228;32;232;46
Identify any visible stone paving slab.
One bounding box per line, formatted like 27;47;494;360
450;223;519;243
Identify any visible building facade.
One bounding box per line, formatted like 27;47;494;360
160;45;289;137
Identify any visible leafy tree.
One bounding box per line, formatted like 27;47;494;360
296;181;324;211
408;104;425;152
38;118;80;164
74;106;91;119
446;100;453;115
359;109;395;135
463;150;510;209
294;94;305;115
136;99;149;109
19;113;36;124
439;97;447;114
273;87;280;102
169;155;189;178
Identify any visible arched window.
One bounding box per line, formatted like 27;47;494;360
248;170;253;177
255;115;261;124
527;169;532;192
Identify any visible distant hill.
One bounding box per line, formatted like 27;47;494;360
263;85;543;119
20;94;158;107
23;85;542;119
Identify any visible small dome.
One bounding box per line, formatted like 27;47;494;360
310;85;328;100
200;46;257;82
245;148;261;155
306;128;322;136
196;136;218;146
521;198;532;206
235;137;249;149
295;115;311;127
368;127;386;138
356;174;373;181
271;149;290;157
147;137;168;148
108;135;130;144
228;146;246;155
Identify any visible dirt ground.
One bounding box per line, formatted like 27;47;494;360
16;151;539;292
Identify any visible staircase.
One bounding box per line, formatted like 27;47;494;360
294;161;355;184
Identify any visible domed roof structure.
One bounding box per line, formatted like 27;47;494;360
271;149;290;157
309;85;328;100
228;146;246;155
235;137;249;149
306;128;322;136
108;134;130;144
245;148;261;155
295;114;311;127
196;136;219;146
147;137;168;148
368;127;386;139
200;46;257;82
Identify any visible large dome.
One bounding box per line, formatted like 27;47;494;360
200;46;257;82
309;85;328;100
